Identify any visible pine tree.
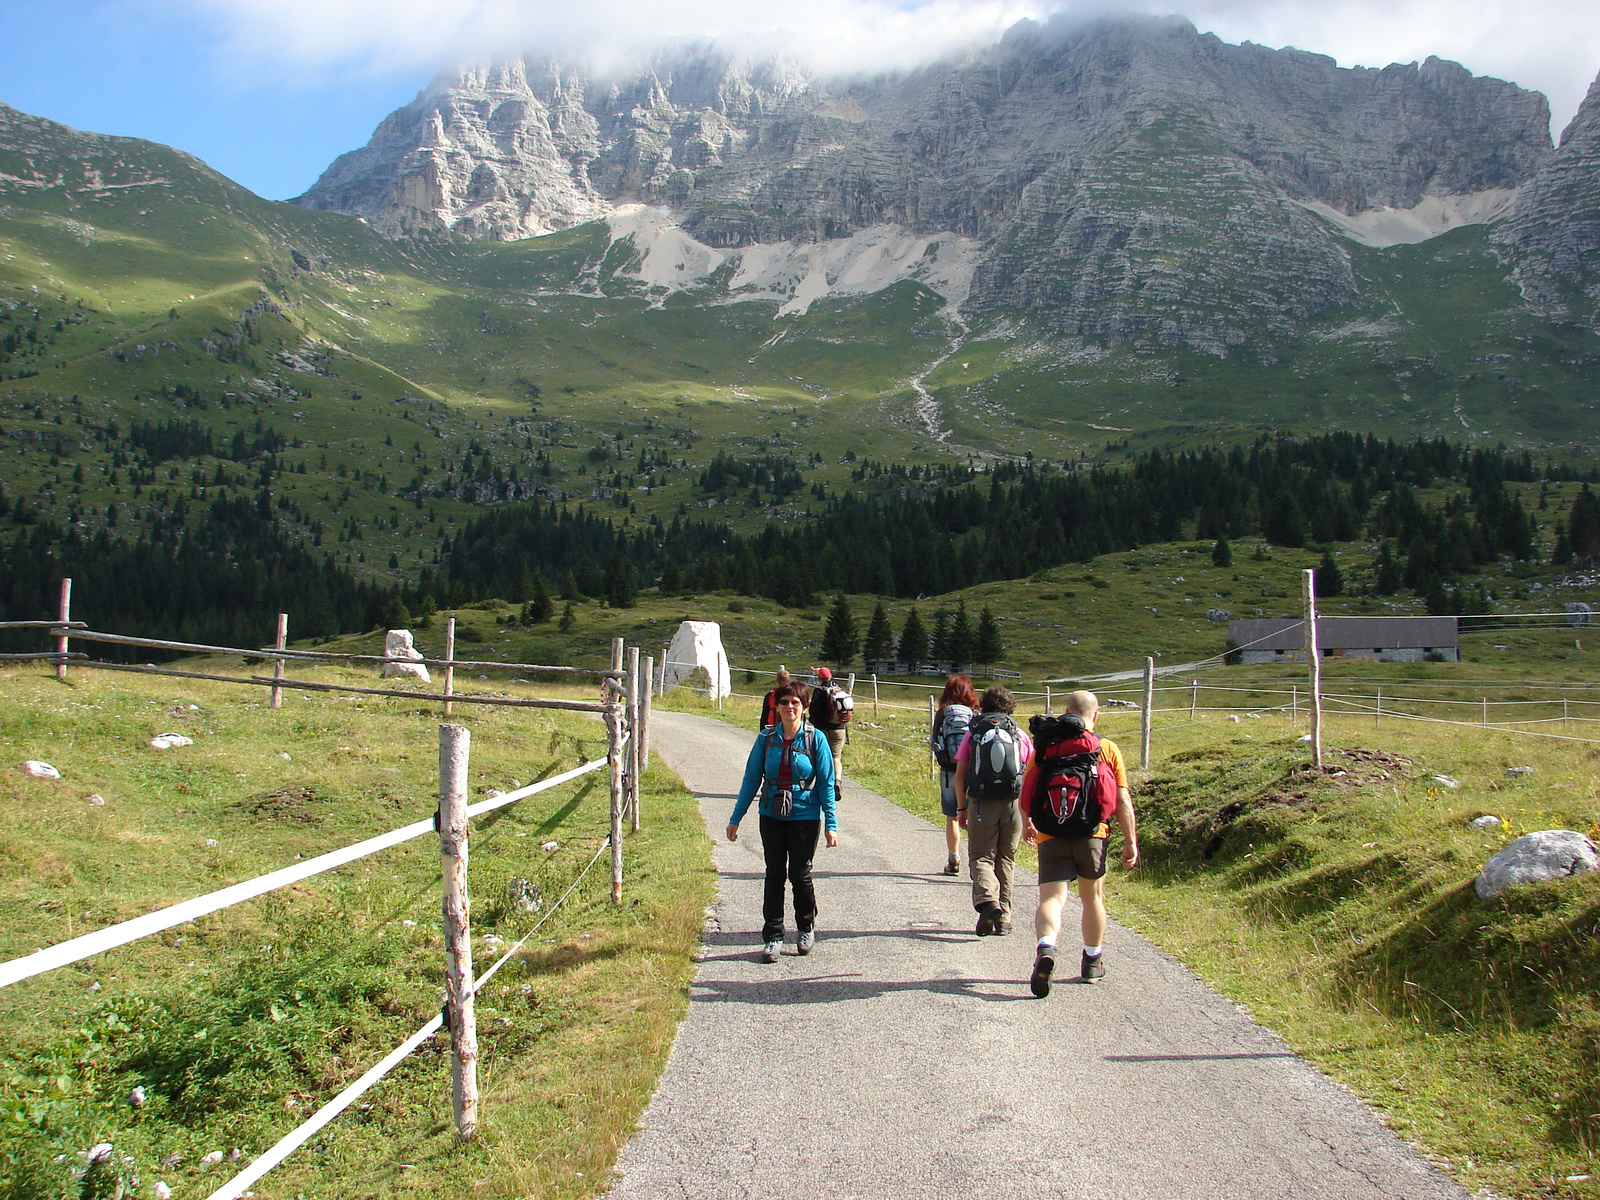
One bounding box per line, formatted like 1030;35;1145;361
604;554;638;608
558;601;576;632
897;607;928;666
861;602;895;662
560;569;581;601
1314;549;1344;597
930;610;951;663
1373;541;1401;594
975;605;1004;663
527;574;554;622
1211;537;1231;567
1568;485;1600;559
948;599;975;666
821;593;859;664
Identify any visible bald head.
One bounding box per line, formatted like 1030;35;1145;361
1064;690;1100;724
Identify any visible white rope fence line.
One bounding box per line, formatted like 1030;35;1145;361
0;751;617;991
205;836;613;1200
1319;693;1600;744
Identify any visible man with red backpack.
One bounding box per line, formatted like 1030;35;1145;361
808;666;853;807
1021;689;1139;996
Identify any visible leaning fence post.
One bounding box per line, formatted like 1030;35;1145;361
1045;685;1052;715
438;724;478;1141
928;695;937;780
658;645;669;697
1302;569;1323;768
626;645;641;831
1140;657;1154;769
639;655;654;828
443;617;457;718
271;613;288;709
1191;679;1198;721
55;577;71;681
609;639;625;905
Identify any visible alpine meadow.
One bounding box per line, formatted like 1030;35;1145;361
3;10;1600;1200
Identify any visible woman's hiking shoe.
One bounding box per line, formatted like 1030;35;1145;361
761;940;782;963
975;904;1003;936
996;913;1013;935
797;930;815;955
1029;947;1056;997
1080;950;1106;982
942;859;961;876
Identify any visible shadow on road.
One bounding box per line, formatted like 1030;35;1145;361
690;973;1033;1004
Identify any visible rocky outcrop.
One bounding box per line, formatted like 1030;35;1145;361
1493;70;1600;326
297;16;1555;355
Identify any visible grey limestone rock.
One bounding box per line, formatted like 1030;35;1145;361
296;16;1553;357
1474;829;1599;899
1493;69;1600;328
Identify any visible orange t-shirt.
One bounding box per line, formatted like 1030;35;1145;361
1022;736;1127;842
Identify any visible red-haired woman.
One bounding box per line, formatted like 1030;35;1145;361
931;673;978;875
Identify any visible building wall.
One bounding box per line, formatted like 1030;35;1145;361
1240;647;1458;665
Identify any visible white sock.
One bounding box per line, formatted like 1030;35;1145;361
948;852;959;862
1037;936;1056;950
1083;944;1103;958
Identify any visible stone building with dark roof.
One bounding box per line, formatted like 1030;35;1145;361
1228;616;1459;664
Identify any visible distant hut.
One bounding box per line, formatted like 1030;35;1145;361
1228;617;1459;664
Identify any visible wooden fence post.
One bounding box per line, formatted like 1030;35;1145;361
626;645;640;832
928;695;937;781
1375;688;1381;730
871;673;878;716
1292;685;1298;723
271;613;288;709
1045;685;1052;715
1140;657;1154;769
438;723;478;1141
443;617;457;718
659;645;669;697
609;639;625;906
1302;569;1323;767
55;578;71;681
640;655;654;828
1191;679;1198;721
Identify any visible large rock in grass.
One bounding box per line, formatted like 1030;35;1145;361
382;629;431;682
1475;830;1599;900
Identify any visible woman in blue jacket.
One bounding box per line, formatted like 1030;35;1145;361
727;680;839;962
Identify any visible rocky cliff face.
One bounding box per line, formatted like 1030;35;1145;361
298;16;1555;356
1493;71;1600;327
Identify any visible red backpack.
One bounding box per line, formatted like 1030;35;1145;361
1026;714;1118;838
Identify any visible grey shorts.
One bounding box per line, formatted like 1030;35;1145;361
938;769;958;819
1037;835;1109;884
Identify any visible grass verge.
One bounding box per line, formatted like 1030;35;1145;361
0;664;715;1200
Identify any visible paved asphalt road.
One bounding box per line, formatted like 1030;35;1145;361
605;710;1465;1200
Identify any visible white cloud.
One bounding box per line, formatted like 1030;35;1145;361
174;0;1598;131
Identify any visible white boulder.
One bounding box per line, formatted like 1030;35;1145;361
148;735;193;750
662;621;731;701
381;629;431;682
20;760;60;778
1475;830;1599;900
1468;814;1502;830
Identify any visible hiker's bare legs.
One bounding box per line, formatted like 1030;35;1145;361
1035;880;1071;942
1079;876;1108;948
945;816;960;857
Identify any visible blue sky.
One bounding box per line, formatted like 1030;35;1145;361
1;1;1596;203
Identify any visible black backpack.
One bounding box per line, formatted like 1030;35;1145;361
933;703;973;771
1027;713;1117;838
967;712;1024;800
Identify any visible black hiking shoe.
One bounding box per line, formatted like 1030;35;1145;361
996;912;1013;935
1030;947;1056;997
1080;950;1106;982
975;904;1002;936
942;859;960;876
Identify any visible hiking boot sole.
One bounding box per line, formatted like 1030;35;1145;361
1030;953;1056;998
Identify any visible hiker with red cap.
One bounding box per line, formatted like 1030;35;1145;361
808;666;853;808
